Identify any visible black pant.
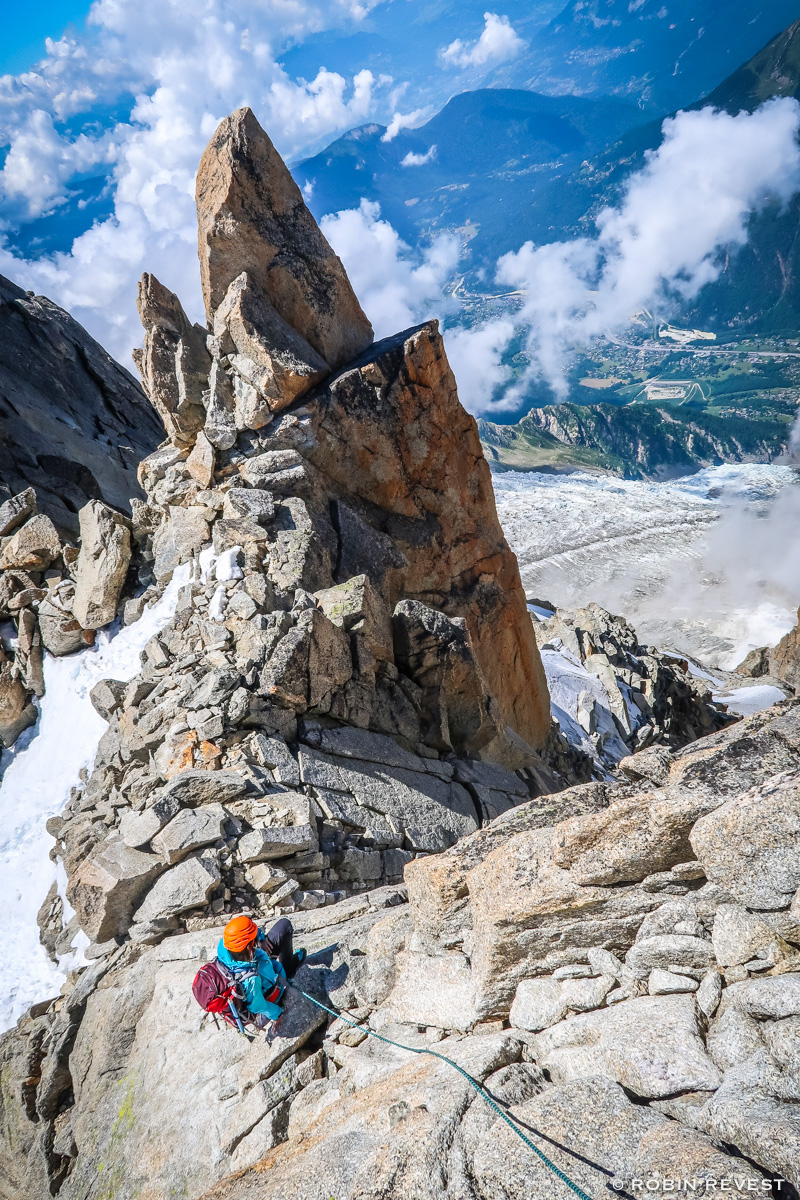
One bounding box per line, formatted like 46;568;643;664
262;918;295;977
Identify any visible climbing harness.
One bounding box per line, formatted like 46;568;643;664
284;979;594;1200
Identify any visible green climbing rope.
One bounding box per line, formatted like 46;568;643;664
284;979;594;1200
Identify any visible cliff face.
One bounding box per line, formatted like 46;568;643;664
0;274;163;532
196;108;374;368
479;401;788;480
303;325;551;753
770;614;800;692
0;275;165;748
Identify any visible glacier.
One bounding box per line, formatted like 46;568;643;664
494;462;800;669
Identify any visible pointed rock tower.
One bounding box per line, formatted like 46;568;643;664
196;107;374;369
134;106;550;765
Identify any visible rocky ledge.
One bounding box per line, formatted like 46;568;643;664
4;700;800;1199
533;600;734;766
0;492;136;747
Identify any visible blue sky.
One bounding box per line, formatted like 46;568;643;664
1;2;93;76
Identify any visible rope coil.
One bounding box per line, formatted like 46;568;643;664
285;979;594;1200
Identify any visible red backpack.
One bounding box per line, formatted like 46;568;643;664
192;960;256;1033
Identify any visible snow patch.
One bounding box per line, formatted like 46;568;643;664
214;546;243;582
712;683;787;718
0;564;189;1034
198;543;217;583
541;644;629;765
209;584;228;622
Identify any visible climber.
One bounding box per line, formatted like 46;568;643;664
216;915;307;1029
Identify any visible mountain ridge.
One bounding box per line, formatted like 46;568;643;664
1;102;800;1200
0;272;163;535
296;87;642;260
300;17;800;338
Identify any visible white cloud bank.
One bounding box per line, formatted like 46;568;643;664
0;0;391;362
443;317;516;415
381;106;432;143
401;144;437;166
321;199;458;338
440;12;527;69
458;99;800;415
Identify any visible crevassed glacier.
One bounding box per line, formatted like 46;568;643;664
494;463;800;669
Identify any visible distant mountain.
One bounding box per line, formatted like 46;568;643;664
302;17;800;338
685;20;800;333
7;2;799;269
515;0;800;113
703;15;800;109
573;18;800;214
285;1;800;128
574;19;800;335
297;89;641;264
479;395;793;480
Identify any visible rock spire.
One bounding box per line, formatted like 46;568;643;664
195;106;374;369
132;104;551;761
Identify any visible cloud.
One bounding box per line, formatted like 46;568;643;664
442;318;516;414
624;474;800;669
0;0;392;363
0;110;119;221
440;12;526;70
292;199;511;416
400;144;437;166
461;99;800;410
320;199;459;338
381;106;432;143
788;415;800;461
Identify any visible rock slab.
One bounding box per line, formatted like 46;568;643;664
196;107;373;369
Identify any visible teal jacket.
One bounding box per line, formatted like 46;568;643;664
216;939;286;1020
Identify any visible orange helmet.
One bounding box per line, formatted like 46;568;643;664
223;915;258;952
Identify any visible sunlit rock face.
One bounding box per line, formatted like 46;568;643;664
133;104;551;763
196;106;374;370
